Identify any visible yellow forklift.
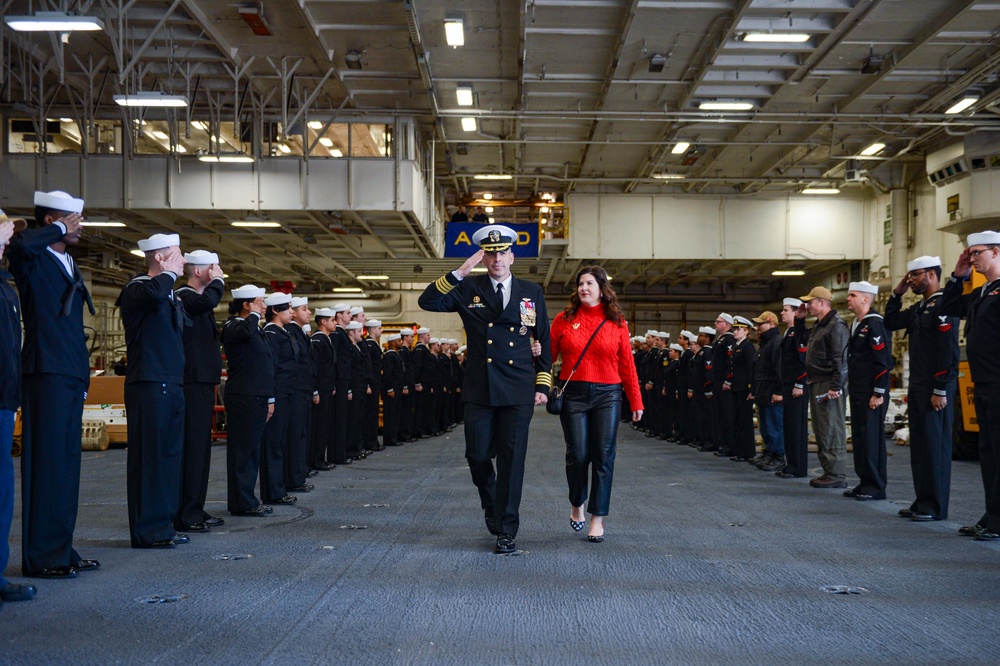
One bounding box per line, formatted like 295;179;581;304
954;271;986;460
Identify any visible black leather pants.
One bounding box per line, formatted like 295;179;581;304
560;381;622;516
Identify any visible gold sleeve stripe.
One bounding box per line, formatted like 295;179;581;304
435;275;456;294
536;371;554;388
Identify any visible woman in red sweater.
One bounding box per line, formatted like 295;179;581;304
550;266;643;542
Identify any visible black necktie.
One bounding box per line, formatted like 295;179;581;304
496;283;504;310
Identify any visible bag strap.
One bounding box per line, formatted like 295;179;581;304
557;319;607;390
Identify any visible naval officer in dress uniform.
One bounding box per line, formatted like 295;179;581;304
220;285;275;516
885;256;960;522
118;233;188;548
8;191;98;577
419;224;553;554
174;250;226;533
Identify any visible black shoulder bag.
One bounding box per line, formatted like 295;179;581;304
547;319;607;415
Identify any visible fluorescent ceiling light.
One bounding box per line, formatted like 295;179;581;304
945;94;978;115
81;220;126;227
483;193;493;200
231;221;281;228
461;117;477;132
114;92;188;108
191;121;208;131
474;174;512;180
330;149;344;158
277;143;291;154
319;137;334;147
652;173;686;180
59;117;73;123
456;86;474;106
859;142;885;156
699;101;755;111
488;217;495;223
485;206;494;213
175;145;187;153
356;275;389;280
671;141;690;155
151;130;169;140
742;33;811;43
540;192;554;200
772;270;806;276
130;249;146;258
199;153;254;163
801;188;840;194
333;287;363;293
444;18;464;47
539;206;549;213
308;121;324;130
4;12;104;32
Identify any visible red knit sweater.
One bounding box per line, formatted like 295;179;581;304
550;303;643;410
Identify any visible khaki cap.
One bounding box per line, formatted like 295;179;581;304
0;209;28;233
800;286;833;302
753;311;778;325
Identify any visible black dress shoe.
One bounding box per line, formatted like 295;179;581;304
775;471;796;478
729;456;750;462
713;449;732;457
146;540;176;549
306;469;320;478
897;508;915;518
204;515;226;527
74;559;101;572
843;487;860;498
30;566;76;579
959;524;985;537
334;459;352;465
232;505;269;517
485;514;498;536
171;533;191;544
315;463;335;470
911;513;938;522
175;522;209;533
269;495;297;505
974;530;1000;541
1;583;38;602
495;535;516;554
854;493;886;502
288;484;314;493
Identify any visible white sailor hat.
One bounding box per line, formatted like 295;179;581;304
315;307;335;317
34;189;84;213
645;329;658;337
848;280;878;295
344;321;363;331
0;208;28;233
349;306;365;316
472;224;517;252
183;250;218;265
717;313;734;325
732;316;754;328
365;319;382;328
458;345;467;353
967;231;1000;247
137;233;180;252
783;298;803;308
332;303;351;313
680;330;697;342
290;296;309;308
416;327;430;335
232;284;265;299
447;339;458;344
698;326;716;336
904;256;939;273
656;331;670;339
669;343;683;353
264;292;292;306
429;337;440;344
386;333;401;342
401;329;415;337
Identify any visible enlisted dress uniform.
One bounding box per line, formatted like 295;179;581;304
779;309;810;478
436;349;452;432
262;316;296;504
8;197;96;575
632;346;647;426
364;331;384;451
220;289;274;514
846;288;893;500
648;345;666;437
347;324;372;458
286;319;318;489
664;349;680;440
331;318;353;463
939;235;1000;537
690;342;710;448
382;339;405;446
1;256;23;591
118;235;188;548
174;260;225;531
398;341;416;441
451;349;464;425
677;337;694;444
309;316;338;469
885;270;959;520
712;325;736;455
412;340;434;437
729;327;757;461
752;318;784;470
418;227;552;546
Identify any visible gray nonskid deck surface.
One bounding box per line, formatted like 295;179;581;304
3;411;999;665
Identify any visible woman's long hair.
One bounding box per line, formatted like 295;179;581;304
563;265;624;325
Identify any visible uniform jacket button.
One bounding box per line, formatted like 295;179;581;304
488;340;493;344
487;358;492;363
509;342;514;347
510;327;515;332
508;360;513;365
488;323;493;328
